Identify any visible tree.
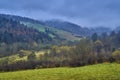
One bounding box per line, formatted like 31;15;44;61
112;49;120;63
94;40;103;53
71;39;94;66
27;51;36;61
110;31;116;37
94;40;104;63
101;32;111;54
91;33;98;42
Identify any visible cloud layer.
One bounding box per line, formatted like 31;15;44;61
0;0;120;28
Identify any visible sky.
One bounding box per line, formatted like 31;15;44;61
0;0;120;28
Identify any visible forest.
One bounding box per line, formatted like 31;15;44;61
0;29;120;71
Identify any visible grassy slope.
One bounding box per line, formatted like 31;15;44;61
0;63;120;80
0;50;47;63
21;22;81;41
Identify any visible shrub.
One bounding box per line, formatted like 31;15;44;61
112;49;120;63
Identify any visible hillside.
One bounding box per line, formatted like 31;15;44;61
0;14;45;25
0;14;113;39
0;16;53;57
44;20;91;36
0;14;88;36
0;16;52;44
0;14;81;42
0;63;119;80
21;22;81;41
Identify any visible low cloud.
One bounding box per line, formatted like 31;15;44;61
0;0;120;28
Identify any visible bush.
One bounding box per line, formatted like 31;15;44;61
112;49;120;63
27;52;36;61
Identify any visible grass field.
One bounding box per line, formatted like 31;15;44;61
0;63;119;80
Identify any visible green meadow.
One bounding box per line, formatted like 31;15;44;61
0;63;119;80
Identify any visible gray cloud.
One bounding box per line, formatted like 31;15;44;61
0;0;120;28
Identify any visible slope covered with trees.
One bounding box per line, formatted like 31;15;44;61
0;14;44;25
0;14;81;42
0;14;113;38
0;16;53;57
0;17;52;43
0;30;120;71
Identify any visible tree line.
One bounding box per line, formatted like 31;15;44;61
0;31;120;71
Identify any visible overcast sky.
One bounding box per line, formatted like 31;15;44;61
0;0;120;28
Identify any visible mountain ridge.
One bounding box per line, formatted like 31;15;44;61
0;13;114;37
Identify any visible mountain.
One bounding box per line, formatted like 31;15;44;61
0;14;82;41
90;27;112;35
0;14;44;25
0;14;112;40
0;16;52;44
43;20;112;36
44;20;91;36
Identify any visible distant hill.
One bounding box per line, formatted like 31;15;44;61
0;14;44;25
43;20;112;36
0;14;112;39
0;16;52;44
90;27;112;35
44;20;91;36
0;14;81;41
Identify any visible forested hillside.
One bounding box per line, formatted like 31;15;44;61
0;16;53;57
0;14;81;42
0;14;44;25
0;30;120;71
0;14;114;37
0;17;52;43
